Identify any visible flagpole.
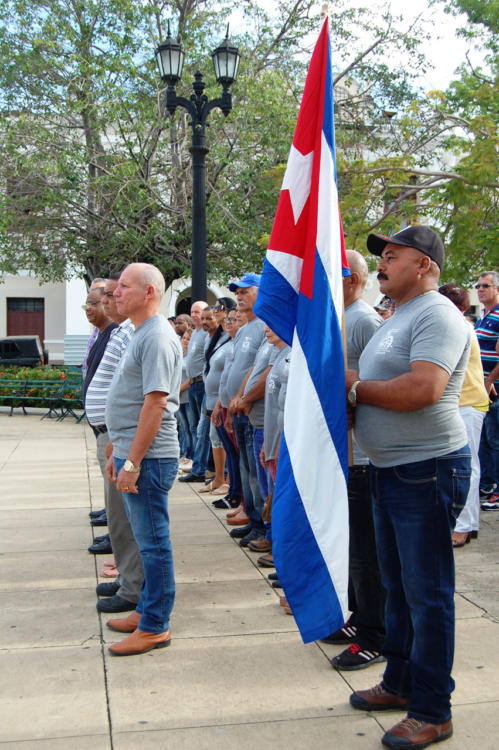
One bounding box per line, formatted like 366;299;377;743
341;305;354;466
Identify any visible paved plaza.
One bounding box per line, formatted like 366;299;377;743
1;413;498;749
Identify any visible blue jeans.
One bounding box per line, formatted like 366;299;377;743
252;427;270;501
215;417;242;503
191;396;211;476
478;399;499;492
177;403;193;458
187;380;205;445
233;413;265;531
115;456;178;634
371;446;471;724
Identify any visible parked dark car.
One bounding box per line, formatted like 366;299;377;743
0;336;49;367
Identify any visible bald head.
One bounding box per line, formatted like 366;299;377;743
346;250;369;286
190;300;207;329
343;250;369;307
125;262;165;298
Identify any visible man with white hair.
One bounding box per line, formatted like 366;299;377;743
474;270;499;509
104;263;182;656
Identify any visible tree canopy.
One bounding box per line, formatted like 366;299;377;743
0;0;496;288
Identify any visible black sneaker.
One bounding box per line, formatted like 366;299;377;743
321;620;357;645
331;643;385;671
212;497;231;509
479;485;497;501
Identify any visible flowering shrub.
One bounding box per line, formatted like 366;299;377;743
0;366;82;410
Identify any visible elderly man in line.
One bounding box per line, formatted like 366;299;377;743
474;270;499;509
179;300;210;482
225;273;267;547
346;226;471;750
85;273;143;614
174;313;193;339
104;263;182;657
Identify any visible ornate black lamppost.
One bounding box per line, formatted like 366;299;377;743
156;24;240;302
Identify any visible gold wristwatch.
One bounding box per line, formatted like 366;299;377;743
123;459;141;473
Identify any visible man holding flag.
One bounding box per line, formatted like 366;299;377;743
254;16;350;644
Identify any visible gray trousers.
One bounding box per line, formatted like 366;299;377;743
96;432;143;603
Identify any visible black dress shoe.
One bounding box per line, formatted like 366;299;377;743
178;473;206;483
268;573;279;580
93;533;110;544
89;508;106;518
88;540;113;554
96;594;136;613
96;581;120;597
90;514;108;527
229;523;252;539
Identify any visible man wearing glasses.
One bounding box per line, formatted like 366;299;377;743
474;271;499;509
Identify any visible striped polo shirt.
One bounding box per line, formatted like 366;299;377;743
85;319;135;426
475;303;499;385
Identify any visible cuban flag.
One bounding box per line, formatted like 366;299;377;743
253;17;350;644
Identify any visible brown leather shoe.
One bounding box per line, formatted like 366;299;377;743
227;513;250;526
257;552;274;568
109;628;171;656
106;611;141;633
226;505;243;519
350;683;410;711
248;537;272;552
382;716;452;748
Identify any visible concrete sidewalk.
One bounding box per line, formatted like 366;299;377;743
1;414;498;749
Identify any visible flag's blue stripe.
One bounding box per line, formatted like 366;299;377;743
322;36;337;182
296;249;349;476
272;434;345;643
253;257;297;346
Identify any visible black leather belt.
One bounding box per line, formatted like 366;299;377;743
93;425;108;435
190;375;203;383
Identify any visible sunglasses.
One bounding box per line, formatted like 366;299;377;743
212;304;225;312
475;283;493;289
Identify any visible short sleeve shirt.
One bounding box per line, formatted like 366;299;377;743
106;315;182;459
226;318;266;402
355;292;470;467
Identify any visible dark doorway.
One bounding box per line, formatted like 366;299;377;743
7;298;45;345
176;297;192;316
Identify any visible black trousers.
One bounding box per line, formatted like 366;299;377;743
347;465;386;651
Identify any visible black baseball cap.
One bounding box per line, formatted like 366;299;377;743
367;226;445;270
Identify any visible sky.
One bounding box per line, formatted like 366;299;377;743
230;0;482;92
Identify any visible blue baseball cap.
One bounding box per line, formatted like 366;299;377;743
228;273;262;292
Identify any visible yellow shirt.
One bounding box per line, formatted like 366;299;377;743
460;329;489;411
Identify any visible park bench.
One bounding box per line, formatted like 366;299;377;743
0;379;65;418
0;371;84;421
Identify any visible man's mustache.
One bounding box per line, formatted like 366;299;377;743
377;272;388;281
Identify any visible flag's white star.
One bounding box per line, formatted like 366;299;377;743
281;145;314;224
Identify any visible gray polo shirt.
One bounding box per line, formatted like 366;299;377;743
345;299;382;465
226;318;266;402
106;315;182;459
218;340;234;408
264;344;291;459
355;292;470;467
246;340;275;429
186;327;208;379
204;340;231;410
